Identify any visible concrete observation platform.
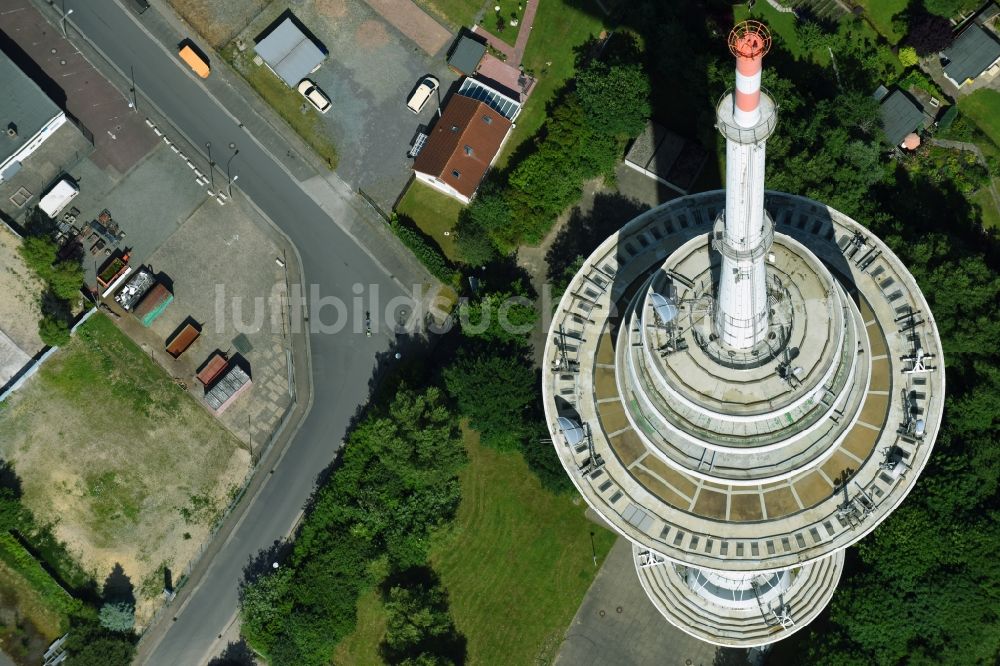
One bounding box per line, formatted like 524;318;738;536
542;190;945;646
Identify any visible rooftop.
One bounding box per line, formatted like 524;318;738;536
542;190;945;573
254;17;326;87
413;93;512;198
942;23;1000;84
879;89;925;146
0;51;62;173
447;34;487;75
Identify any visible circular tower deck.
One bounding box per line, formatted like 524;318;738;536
541;191;944;646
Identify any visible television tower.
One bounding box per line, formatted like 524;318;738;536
714;21;776;349
542;19;944;649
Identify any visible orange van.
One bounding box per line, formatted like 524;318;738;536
178;44;210;78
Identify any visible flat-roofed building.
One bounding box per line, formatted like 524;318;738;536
0;52;66;183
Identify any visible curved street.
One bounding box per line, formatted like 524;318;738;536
56;0;430;663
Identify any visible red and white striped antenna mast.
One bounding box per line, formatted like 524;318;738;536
712;20;777;351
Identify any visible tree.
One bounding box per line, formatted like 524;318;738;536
457;290;537;346
381;575;464;665
897;45;919;67
98;601;135;632
48;260;84;302
18;235;57;281
453;214;496;267
443;350;536;451
905;13;953;55
63;620;135;666
575;59;651;137
39;313;71;347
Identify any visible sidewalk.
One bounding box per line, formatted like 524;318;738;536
128;0;436;292
472;0;539;68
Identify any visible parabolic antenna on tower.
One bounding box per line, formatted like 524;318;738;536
541;20;944;648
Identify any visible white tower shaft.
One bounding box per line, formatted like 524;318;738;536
714;23;776;350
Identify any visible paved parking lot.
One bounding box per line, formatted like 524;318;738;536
556;534;726;666
143;195;292;447
234;0;460;208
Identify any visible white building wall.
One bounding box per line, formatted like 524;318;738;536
0;111;67;183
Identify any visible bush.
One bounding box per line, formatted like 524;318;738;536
98;601;135;632
63;619;135;666
390;216;456;284
443;350;536;452
453;214;496;267
39;314;71;347
938;105;959;132
897;46;918;67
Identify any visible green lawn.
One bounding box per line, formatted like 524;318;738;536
497;0;608;168
735;3;807;60
332;588;386;666
958;89;1000;147
395;180;465;262
855;0;908;44
221;44;338;169
332;428;616;665
971;186;1000;230
428;429;616;665
414;0;485;30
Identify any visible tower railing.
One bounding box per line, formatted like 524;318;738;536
715;88;778;144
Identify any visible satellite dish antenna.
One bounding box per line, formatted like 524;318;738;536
650;292;679;323
556;416;585;446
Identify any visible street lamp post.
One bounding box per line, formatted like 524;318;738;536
60;4;74;38
205;141;216;193
129;65;137;112
226;146;240;197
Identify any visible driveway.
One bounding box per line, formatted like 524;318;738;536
238;0;460;209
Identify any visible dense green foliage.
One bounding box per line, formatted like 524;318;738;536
443;350;537;452
456;290;538;347
98;601;135;632
575;59;651;137
380;572;463;665
17;232;84;346
240;387;466;664
63;618;135;666
459;39;648;254
390;216;457;284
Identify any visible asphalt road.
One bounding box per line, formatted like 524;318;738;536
62;1;412;663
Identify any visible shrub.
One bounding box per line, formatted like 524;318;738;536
98;601;135;632
39;314;71;347
938;105;959;131
390;216;457;284
898;46;918;67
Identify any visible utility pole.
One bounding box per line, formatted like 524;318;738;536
226;144;240;197
129;65;138;112
205;141;216;193
60;0;74;38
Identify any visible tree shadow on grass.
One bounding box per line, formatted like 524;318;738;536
379;565;467;666
0;460;23;498
102;562;135;607
545;192;648;287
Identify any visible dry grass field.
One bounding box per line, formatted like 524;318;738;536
0;314;250;624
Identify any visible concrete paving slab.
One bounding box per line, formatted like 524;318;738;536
555;537;725;666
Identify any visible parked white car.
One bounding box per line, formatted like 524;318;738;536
297;79;331;114
407;76;439;114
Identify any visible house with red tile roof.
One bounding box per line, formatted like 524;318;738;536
412;79;520;204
